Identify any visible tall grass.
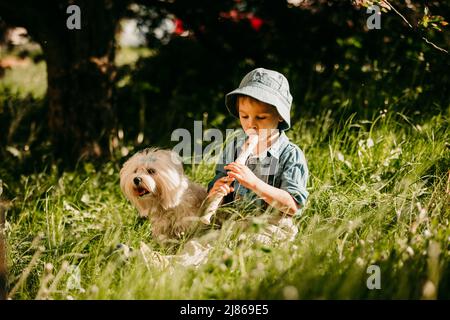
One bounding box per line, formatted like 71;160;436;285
2;107;449;299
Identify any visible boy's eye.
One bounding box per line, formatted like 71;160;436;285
240;115;266;120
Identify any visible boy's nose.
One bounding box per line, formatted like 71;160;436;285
249;120;257;129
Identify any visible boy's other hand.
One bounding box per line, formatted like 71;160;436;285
224;162;260;191
209;176;235;197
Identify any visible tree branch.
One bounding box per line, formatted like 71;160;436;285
383;0;448;54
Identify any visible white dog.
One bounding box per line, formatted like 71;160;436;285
120;148;208;241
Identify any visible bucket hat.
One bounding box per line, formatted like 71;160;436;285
225;68;293;131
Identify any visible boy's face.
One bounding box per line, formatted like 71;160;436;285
237;96;283;134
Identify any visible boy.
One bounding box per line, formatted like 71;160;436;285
208;68;309;224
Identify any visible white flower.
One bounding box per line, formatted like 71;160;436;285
422;280;436;299
416;202;427;220
63;201;80;214
406;246;414;256
89;285;99;295
366;138;374;148
282;286;299;300
81;194;90;204
356;257;365;266
390;147;402;158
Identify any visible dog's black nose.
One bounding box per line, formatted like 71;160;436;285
133;177;142;186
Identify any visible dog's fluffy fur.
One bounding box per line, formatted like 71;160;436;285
120;148;208;241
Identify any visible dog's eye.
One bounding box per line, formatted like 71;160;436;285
147;168;156;175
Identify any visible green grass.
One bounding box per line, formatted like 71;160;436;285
2;108;449;300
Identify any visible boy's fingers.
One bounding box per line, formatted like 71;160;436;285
218;177;231;184
227;166;239;173
230;162;244;168
228;172;242;181
220;185;231;195
219;177;234;184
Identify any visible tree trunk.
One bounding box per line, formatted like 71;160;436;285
43;18;117;162
0;1;128;165
43;1;125;163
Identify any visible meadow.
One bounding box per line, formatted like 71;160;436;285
0;46;449;300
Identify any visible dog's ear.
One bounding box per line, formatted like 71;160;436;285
158;175;189;210
159;149;183;168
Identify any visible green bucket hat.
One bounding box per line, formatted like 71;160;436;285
225;68;293;131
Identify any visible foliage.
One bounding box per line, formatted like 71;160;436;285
115;0;450;148
0;0;449;161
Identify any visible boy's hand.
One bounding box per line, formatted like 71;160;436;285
209;176;235;197
224;162;260;191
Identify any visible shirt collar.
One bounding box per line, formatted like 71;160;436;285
266;131;289;159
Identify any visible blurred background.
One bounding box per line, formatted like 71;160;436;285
0;0;449;174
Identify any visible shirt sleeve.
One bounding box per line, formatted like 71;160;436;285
279;145;309;214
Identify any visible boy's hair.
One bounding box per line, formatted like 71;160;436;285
234;94;279;115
